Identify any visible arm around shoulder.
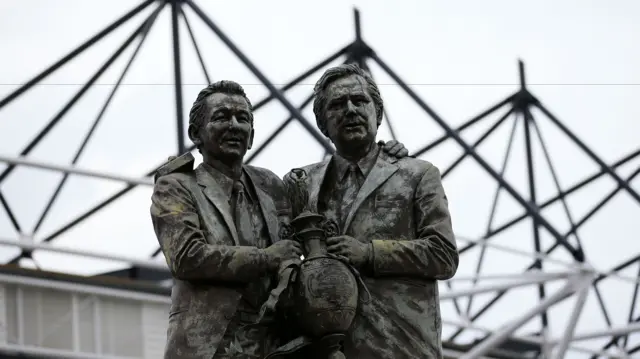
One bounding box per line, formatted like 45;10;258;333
370;163;459;280
150;174;270;282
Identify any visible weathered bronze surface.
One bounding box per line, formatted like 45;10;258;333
150;81;302;359
151;79;410;359
278;64;460;359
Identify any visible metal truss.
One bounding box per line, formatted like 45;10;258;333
0;0;639;358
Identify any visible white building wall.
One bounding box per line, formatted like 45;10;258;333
0;273;170;359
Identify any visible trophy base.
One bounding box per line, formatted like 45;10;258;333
263;333;346;359
316;333;346;359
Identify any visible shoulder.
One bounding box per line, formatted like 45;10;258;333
394;156;438;178
244;164;285;190
152;171;196;199
153;153;197;194
154;153;195;183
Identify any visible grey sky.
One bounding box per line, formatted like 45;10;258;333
0;0;639;356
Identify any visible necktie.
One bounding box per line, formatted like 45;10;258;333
340;164;362;229
232;181;255;247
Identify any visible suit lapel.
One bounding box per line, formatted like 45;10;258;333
307;160;331;212
343;153;399;234
244;168;280;244
195;165;239;245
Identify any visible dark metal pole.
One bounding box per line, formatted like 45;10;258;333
180;6;211;84
413;95;515;157
0;0;155;110
370;52;584;261
185;0;333;153
0;193;21;233
565;167;640;238
246;92;316;164
31;6;163;235
623;265;640;347
441;107;514;178
0;7;163;184
458;147;640;254
170;0;186;154
534;101;640;206
352;9;366;70
4;4;166;265
252;44;350;110
529;112;584;251
466;114;519;316
517;59;549;328
522;109;548;329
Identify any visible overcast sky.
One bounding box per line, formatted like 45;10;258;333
0;0;639;357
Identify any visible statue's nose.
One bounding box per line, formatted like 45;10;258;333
346;100;357;113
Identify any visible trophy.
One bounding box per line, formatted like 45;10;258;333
264;168;362;359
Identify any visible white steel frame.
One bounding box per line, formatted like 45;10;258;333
0;4;638;357
0;155;638;359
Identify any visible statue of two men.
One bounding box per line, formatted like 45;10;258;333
150;64;459;359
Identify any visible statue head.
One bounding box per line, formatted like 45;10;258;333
313;64;384;156
187;80;254;163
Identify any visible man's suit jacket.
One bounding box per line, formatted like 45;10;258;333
150;163;291;359
287;149;459;359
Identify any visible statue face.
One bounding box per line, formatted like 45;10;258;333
190;92;254;161
323;75;378;151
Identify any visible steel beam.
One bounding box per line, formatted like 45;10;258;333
0;0;155;110
0;154;153;186
185;0;332;153
459;273;592;359
0;237;167;271
552;283;589;359
170;0;186;154
439;271;572;300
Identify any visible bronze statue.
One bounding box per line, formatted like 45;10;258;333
150;79;410;358
150;81;302;358
279;64;459;359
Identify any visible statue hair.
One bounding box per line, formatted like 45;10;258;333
312;63;384;137
187;80;254;153
188;80;254;129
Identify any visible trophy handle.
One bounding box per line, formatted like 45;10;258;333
321;218;339;239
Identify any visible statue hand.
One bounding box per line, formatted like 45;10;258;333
381;140;409;159
263;240;303;272
326;236;370;269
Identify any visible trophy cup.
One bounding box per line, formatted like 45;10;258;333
265;168;361;359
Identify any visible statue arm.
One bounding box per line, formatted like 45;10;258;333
150;175;270;282
369;164;459;280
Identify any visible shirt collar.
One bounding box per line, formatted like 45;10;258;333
201;162;252;200
333;143;380;181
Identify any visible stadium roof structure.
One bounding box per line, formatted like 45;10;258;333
1;0;639;358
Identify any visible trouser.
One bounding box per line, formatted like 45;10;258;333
213;305;273;359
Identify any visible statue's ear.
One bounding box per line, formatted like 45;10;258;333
187;124;201;147
247;127;254;150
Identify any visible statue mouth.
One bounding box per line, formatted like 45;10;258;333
342;117;366;130
222;136;244;145
343;123;364;131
